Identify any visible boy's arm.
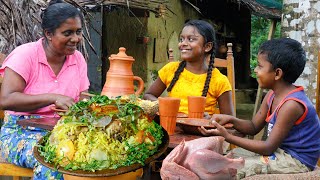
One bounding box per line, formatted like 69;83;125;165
243;90;271;135
221;98;304;155
200;91;270;137
209;91;271;135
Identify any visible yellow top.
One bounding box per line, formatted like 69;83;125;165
159;62;231;114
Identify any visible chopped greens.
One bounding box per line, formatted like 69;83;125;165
38;95;163;172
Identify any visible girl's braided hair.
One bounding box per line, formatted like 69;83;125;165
167;20;217;97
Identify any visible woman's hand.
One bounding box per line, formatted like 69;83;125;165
54;95;75;110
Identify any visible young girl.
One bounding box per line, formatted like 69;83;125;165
144;20;234;116
200;38;320;178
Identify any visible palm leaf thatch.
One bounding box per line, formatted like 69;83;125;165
0;0;46;55
0;0;169;59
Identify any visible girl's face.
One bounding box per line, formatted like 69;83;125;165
254;53;276;88
46;16;82;56
178;26;208;62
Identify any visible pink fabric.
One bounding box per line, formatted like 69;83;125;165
0;38;90;117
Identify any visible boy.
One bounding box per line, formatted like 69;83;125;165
199;38;320;178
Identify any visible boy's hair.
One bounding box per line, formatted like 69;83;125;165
258;38;306;84
167;19;217;97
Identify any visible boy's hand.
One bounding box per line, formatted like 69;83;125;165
199;114;234;137
198;121;229;137
210;114;233;125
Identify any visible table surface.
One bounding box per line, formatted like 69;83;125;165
169;126;202;148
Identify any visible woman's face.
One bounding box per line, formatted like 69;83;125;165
47;16;82;56
254;53;275;89
178;26;207;62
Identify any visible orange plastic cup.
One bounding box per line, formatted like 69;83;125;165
158;97;181;135
188;96;206;118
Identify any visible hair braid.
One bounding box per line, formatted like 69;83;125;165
201;51;215;97
167;61;186;92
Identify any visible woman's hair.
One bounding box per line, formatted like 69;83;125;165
258;38;306;84
167;19;217;97
41;0;83;35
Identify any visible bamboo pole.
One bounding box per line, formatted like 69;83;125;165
252;20;276;117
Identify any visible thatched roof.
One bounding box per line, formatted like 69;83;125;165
68;0;168;14
239;0;281;19
0;0;169;56
184;0;281;20
0;0;46;55
0;0;279;57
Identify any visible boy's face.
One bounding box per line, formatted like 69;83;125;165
254;53;276;89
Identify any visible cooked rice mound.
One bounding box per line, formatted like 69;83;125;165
38;95;163;172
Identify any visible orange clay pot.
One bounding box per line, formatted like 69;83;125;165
158;97;181;135
101;47;144;97
63;168;143;180
188;96;206;118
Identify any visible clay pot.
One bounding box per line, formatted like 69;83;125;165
158;97;181;135
188;96;206;118
136;36;150;44
101;47;144;97
63;168;143;180
218;44;227;54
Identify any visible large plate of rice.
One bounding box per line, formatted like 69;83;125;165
34;95;168;177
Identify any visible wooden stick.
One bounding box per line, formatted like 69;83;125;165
81;92;96;97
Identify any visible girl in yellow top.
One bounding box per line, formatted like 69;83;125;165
144;20;234;116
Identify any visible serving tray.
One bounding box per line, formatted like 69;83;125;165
33;128;169;177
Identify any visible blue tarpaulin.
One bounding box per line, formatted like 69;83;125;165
256;0;282;10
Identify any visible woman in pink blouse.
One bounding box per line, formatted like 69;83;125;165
0;0;89;179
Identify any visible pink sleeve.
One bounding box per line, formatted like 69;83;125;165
0;45;33;83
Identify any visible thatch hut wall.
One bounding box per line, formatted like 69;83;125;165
0;0;46;54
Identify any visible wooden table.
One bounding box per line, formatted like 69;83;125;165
169;126;202;148
169;125;244;149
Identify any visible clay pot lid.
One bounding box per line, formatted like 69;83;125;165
109;47;134;61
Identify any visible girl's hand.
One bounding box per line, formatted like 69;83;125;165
54;95;75;110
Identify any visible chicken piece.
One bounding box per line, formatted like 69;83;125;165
180;136;225;166
160;141;199;180
185;149;244;179
105;120;122;137
161;136;245;180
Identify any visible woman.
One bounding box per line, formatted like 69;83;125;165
144;20;234;116
0;0;89;179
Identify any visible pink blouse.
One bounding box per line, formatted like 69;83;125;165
0;38;90;117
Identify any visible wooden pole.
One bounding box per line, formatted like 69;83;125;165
252;20;276;117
